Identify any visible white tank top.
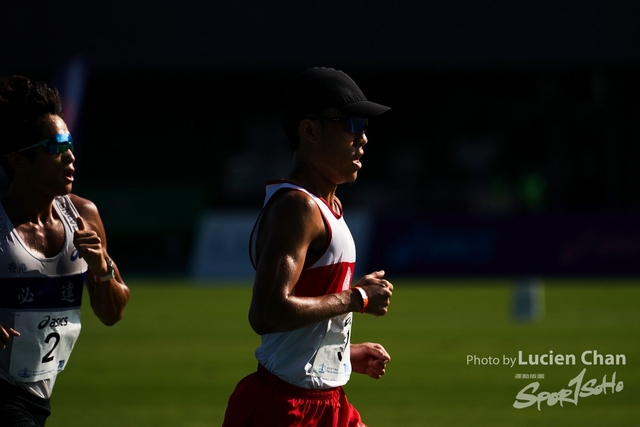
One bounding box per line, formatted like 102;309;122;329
250;181;357;389
0;195;87;399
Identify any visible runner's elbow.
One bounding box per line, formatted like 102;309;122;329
249;307;292;335
249;310;273;335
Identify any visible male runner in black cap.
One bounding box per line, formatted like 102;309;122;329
223;67;393;427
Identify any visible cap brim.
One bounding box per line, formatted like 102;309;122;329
338;100;391;118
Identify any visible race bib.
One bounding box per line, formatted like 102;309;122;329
9;309;81;382
311;313;352;382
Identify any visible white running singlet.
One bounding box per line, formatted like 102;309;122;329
249;181;357;389
0;195;87;399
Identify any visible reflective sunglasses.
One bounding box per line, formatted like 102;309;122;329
307;117;368;134
18;134;74;154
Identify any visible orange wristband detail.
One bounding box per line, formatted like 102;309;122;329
354;286;369;313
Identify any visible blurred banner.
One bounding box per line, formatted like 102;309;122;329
189;210;257;281
369;214;640;276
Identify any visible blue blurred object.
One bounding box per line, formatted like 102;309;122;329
512;278;545;322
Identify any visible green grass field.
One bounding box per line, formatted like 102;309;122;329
47;278;639;427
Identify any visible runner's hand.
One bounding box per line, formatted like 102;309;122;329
0;323;20;351
354;270;393;316
351;342;391;379
73;216;109;277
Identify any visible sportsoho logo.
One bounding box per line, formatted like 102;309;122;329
512;350;626;410
513;367;624;410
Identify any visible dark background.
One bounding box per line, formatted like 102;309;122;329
2;1;639;276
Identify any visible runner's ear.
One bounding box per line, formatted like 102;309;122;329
299;118;318;145
6;152;29;172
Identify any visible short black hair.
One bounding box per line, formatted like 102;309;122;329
0;75;63;179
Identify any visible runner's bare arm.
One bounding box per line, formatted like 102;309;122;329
70;194;130;326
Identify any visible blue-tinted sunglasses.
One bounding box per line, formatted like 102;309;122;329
18;134;74;154
307;117;368;134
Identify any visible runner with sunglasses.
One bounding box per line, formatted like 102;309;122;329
0;75;130;426
223;67;393;427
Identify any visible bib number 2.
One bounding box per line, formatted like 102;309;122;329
10;310;81;382
42;332;61;363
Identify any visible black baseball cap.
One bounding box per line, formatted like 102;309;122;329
282;67;391;119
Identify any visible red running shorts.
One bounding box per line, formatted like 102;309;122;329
222;364;366;427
